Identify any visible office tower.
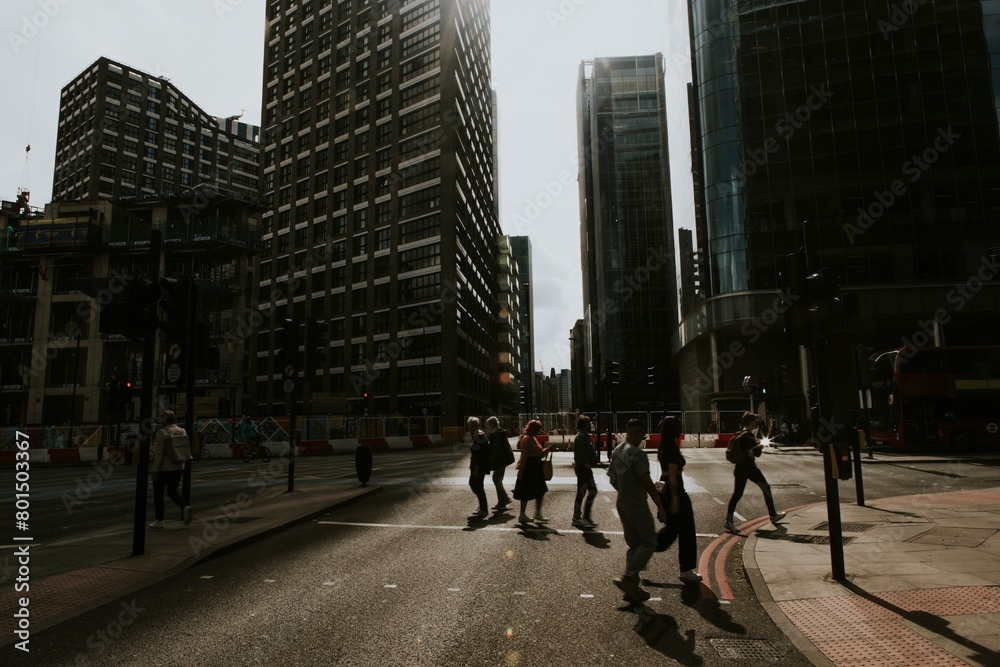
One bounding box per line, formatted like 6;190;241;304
53;57;260;203
678;228;702;317
258;0;499;424
508;235;534;413
569;318;590;411
496;235;522;416
577;54;680;413
681;0;1000;432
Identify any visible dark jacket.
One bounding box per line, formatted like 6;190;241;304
470;430;492;473
573;431;598;471
732;430;762;470
489;427;515;468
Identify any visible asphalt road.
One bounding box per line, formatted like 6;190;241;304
6;446;1000;666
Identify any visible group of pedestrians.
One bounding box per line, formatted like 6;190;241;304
470;411;785;606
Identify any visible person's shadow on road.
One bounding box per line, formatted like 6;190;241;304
680;582;746;634
618;602;704;666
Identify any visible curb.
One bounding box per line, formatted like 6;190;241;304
743;511;836;667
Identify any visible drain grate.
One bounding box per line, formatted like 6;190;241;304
709;638;784;660
811;522;877;533
794;534;856;546
906;526;996;548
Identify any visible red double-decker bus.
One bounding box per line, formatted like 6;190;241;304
868;346;1000;450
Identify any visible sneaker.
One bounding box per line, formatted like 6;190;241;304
493;500;511;510
517;513;531;524
573;518;595;529
679;569;703;582
724;519;737;534
770;512;787;524
183;506;192;526
533;514;549;523
472;508;489;518
613;576;651;603
148;520;165;529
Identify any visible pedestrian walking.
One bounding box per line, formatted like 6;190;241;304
609;419;667;604
486;416;515;510
513;419;550;524
724;412;786;533
150;410;191;528
655;417;702;581
572;415;599;528
466;417;492;518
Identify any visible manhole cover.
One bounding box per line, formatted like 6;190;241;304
709;638;783;660
907;526;996;548
811;522;877;533
794;535;856;546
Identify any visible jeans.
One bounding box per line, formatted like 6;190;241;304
573;469;597;519
153;469;185;520
492;466;510;504
469;472;488;511
619;504;657;580
726;464;777;519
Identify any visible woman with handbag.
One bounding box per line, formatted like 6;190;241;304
655;416;702;581
513;419;550;525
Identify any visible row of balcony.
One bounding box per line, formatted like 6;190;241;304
1;217;260;254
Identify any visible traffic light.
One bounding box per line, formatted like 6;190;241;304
276;319;300;372
305;318;328;369
158;277;190;343
362;391;370;414
99;277;160;339
123;380;134;406
609;360;621;385
647;365;656;388
779;251;812;346
108;378;122;406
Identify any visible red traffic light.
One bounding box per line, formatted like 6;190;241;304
126;381;132;388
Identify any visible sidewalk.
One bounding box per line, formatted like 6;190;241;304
0;482;381;646
745;486;1000;666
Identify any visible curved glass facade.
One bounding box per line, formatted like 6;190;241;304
690;0;1000;296
692;0;746;293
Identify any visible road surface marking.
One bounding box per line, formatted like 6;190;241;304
384;584;397;589
580;594;594;598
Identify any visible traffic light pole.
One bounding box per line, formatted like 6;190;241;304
181;282;199;506
131;230;160;557
802;223;846;582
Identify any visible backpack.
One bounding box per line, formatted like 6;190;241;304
162;429;193;464
725;430;753;465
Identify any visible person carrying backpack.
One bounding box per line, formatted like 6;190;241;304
724;412;785;534
150;410;192;528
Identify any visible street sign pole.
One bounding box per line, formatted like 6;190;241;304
131;230;160;557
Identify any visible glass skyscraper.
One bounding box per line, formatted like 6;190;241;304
578;54;680;413
678;0;1000;427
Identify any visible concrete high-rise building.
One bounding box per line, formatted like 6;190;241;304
577;54;680;413
257;0;499;425
496;235;523;416
53;57;260;203
678;0;1000;434
508;236;534;412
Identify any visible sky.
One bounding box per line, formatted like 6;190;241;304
0;0;693;374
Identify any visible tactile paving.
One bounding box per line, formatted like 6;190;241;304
779;596;967;666
876;586;1000;617
0;565;155;628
